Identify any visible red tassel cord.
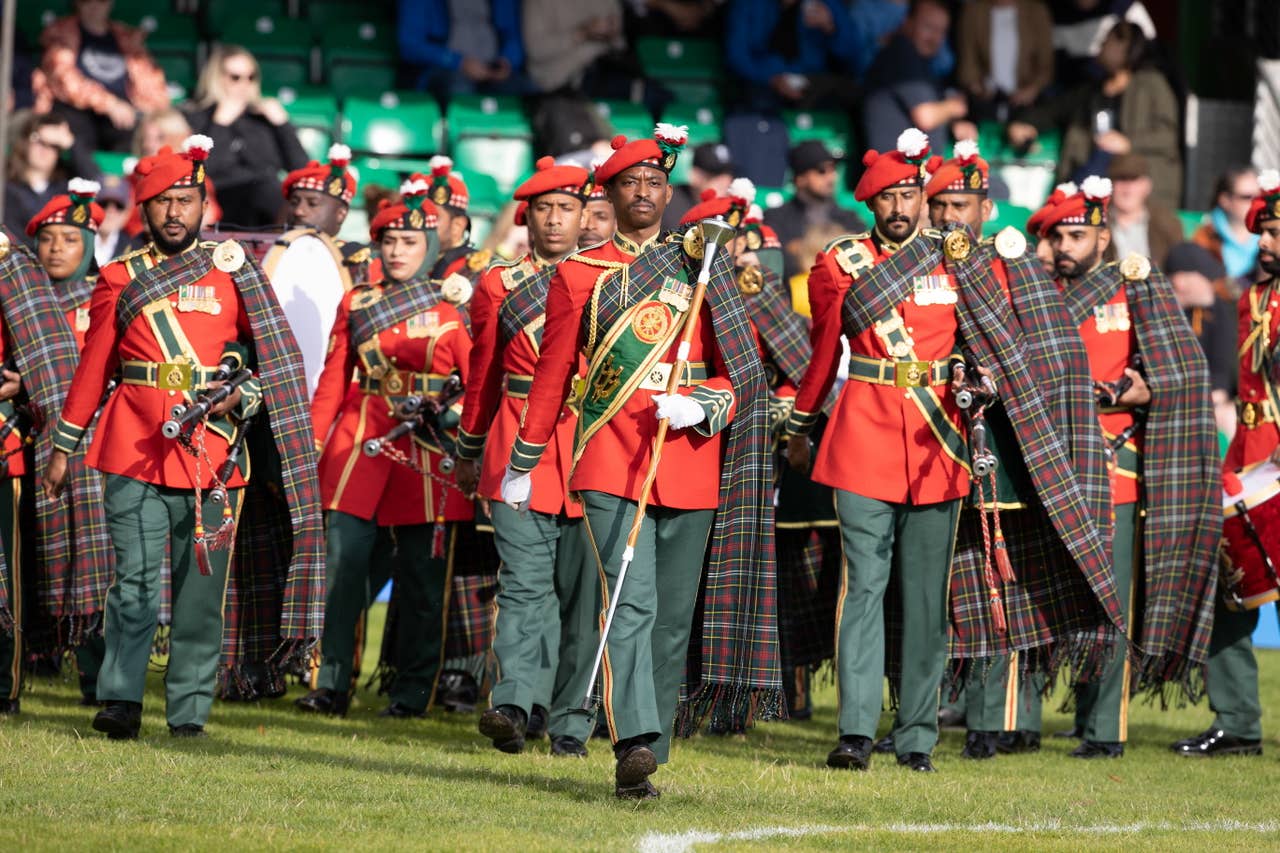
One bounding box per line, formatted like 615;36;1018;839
988;470;1016;585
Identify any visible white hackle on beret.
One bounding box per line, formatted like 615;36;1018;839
896;127;930;159
1081;175;1113;201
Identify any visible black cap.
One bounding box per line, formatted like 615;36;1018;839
789;140;838;175
691;143;735;176
1165;242;1226;280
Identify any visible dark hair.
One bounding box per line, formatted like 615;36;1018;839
6;111;73;183
1213;165;1256;203
1104;20;1148;71
908;0;949;18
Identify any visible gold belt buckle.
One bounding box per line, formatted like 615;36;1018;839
1242;401;1261;427
382;370;406;396
895;361;931;387
157;361;192;391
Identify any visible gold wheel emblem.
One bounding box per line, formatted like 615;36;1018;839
212;239;245;273
682;225;704;260
631;302;672;344
736;265;763;295
943;229;971;261
1120;253;1151;281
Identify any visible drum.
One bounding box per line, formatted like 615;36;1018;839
262;228;353;397
1221;460;1280;610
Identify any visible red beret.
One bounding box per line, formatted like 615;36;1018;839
854;128;942;202
677;178;757;228
369;174;440;241
133;135;213;203
925;140;989;198
26;178;105;236
514;156;590;201
1247;169;1280;234
1026;183;1077;237
282;143;356;205
594;124;689;185
513;201;528;227
426;156;468;212
1039;176;1112;233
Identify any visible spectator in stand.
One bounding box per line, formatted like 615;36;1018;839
1051;0;1156;89
1007;20;1181;208
955;0;1054;122
187;46;308;227
1106;152;1182;269
1193;166;1261;285
765;140;866;282
725;0;866;112
1166;242;1237;439
862;0;975;155
848;0;954;79
398;0;526;100
662;143;736;231
133;106;193;159
4;113;76;245
523;1;625;94
92;174;135;265
31;0;169;154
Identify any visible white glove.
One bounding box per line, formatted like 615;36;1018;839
500;466;532;510
653;393;706;430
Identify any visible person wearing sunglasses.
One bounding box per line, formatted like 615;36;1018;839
3;113;83;246
188;45;308;228
31;0;169;154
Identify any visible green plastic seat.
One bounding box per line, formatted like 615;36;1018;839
984;203;1035;238
636;38;722;81
17;1;69;42
447;95;532;144
320;20;396;64
329;64;397;100
661;80;721;109
220;16;313;59
661;105;722;148
276;88;338;132
307;0;393;29
452;137;533;197
754;186;792;209
785;109;852;159
92;150;133;177
257;57;311;92
463;172;505;216
342;94;444;157
135;13;200;56
349;157;405;209
204;0;287;37
596;101;653;142
1178;209;1207;234
295;126;334;162
469;214;495;249
153;53;196;99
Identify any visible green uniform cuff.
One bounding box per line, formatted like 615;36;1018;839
509;435;547;473
768;395;795;436
456;429;486;461
689;385;734;437
785;408;819;437
235;376;262;420
54;417;86;454
219;343;249;372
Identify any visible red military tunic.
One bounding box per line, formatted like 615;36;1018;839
0;326;27;479
312;280;473;526
458;255;580;516
511;234;736;510
1076;285;1142;505
792;234;969;505
1225;279;1280;469
65;297;92;352
55;243;254;489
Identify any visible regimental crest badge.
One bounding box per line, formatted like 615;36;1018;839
746;230;762;250
662;150;677;171
682;225;704;260
736;265;763;295
1120;253;1151;281
467;248;492;272
212;239;245;273
408;209;425;229
1088;206;1102;226
726;208;741;228
631;301;673;344
328;176;344;196
75;307;91;332
968;169;982;189
995;226;1026;259
943;229;971;261
432;184;450;205
72;205;88;224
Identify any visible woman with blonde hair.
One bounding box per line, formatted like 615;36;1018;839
187;45;307;226
132;107;192;158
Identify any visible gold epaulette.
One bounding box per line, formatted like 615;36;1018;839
198;239;219;249
344;246;371;265
822;232;870;254
113;244;152;265
920;227;943;239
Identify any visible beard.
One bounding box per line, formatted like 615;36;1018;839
150;219;199;256
1260;251;1280;278
1053;249;1099;281
877;213;914;239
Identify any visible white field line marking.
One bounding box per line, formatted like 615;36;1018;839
637;821;1280;853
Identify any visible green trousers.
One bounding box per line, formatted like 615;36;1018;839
318;511;447;712
76;634;106;699
1076;502;1138;743
581;490;713;764
0;479;22;700
1204;597;1262;739
834;490;960;756
964;653;1045;732
489;503;597;741
98;475;241;727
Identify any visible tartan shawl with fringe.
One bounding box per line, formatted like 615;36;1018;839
945;242;1125;684
0;233;110;636
582;239;783;734
114;243;325;663
1063;260;1219;702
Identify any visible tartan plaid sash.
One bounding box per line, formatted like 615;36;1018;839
585;240;782;732
348;277;445;352
945;243;1125;678
498;264;554;345
839;232;942;338
1064;261;1219;701
53;275;94;316
115;246;213;331
743;267;811;389
0;234;109;636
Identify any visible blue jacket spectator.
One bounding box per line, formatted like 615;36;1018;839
849;0;954;80
398;0;525;97
725;0;863;88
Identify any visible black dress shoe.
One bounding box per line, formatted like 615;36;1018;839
1070;739;1123;758
169;724;206;738
526;704;548;740
615;779;661;800
78;694;103;708
961;730;998;760
93;701;142;740
937;706;966;729
294;688;350;717
478;704;527;753
379;702;426;719
1171;728;1262;757
826;736;872;770
872;733;895;754
897;751;936;772
1052;724;1084;739
615;740;658;787
0;697;20;715
996;730;1041;754
550;735;588;757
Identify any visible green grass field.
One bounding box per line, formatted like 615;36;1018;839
2;605;1278;852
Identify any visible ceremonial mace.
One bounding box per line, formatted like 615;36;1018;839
579;218;736;711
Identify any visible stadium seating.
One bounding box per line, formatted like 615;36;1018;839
343;93;444;157
448;96;535;195
596;101;653;142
